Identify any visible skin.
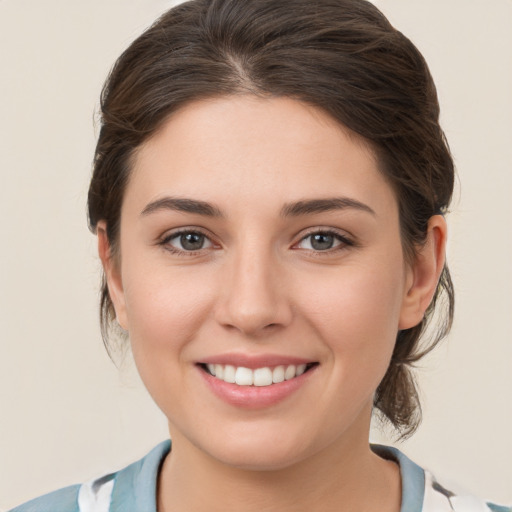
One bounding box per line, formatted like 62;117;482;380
98;95;446;511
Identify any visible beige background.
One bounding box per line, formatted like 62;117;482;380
0;0;511;509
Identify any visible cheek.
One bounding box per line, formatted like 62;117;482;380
121;257;216;355
120;260;219;416
296;255;406;371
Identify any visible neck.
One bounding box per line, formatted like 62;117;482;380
157;423;401;512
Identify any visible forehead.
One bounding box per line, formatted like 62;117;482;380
127;95;397;218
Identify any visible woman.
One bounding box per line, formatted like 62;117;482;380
9;0;510;511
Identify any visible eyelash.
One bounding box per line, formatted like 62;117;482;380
159;228;215;255
158;228;354;256
293;229;355;254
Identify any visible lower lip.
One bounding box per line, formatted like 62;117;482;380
198;366;316;409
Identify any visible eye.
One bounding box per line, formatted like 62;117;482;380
164;231;214;252
296;231;351;251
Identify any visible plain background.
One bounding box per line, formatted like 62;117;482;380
1;0;511;509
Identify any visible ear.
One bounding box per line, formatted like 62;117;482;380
97;221;129;330
398;215;447;330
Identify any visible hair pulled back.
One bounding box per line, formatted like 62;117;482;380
88;0;454;437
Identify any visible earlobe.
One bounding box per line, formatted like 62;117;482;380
398;215;447;330
97;221;128;330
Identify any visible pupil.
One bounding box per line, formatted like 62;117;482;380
311;233;334;250
181;233;204;250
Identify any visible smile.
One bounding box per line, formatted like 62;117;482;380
198;358;319;408
202;363;316;387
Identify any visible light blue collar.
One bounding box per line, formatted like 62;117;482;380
372;444;425;512
110;440;171;512
109;440;424;512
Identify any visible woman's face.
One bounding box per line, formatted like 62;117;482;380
105;95;420;470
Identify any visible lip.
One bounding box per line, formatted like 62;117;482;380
199;353;314;370
197;355;318;409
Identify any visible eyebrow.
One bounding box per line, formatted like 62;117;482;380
141;197;223;217
281;197;376;217
140;196;375;218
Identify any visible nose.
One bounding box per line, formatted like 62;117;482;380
215;244;293;337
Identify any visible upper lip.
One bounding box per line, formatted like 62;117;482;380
198;353;316;369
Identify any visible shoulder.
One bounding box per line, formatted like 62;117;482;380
372;444;511;512
8;484;81;512
8;440;171;512
423;470;511;512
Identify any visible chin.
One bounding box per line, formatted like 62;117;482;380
214;445;306;472
193;425;321;472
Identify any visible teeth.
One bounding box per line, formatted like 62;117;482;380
296;364;307;376
235;367;253;386
215;364;224;380
284;365;296;380
205;363;311;386
254;367;273;386
223;364;236;383
272;365;285;383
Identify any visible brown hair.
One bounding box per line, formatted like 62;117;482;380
88;0;454;437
